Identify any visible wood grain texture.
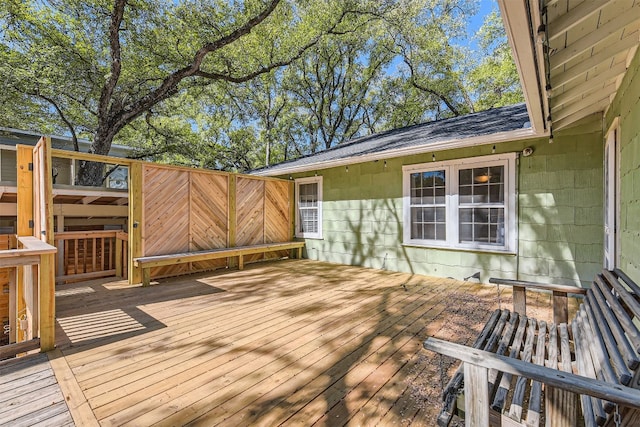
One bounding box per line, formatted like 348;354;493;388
189;172;228;271
138;165;292;283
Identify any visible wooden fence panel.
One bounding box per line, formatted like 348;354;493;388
189;172;228;271
236;177;265;263
264;180;290;259
140;165;293;281
143;166;190;278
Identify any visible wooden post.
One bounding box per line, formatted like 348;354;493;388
115;236;123;277
141;267;150;287
553;291;569;325
289;180;296;240
16;145;33;343
228;174;237;269
513;285;527;316
39;253;55;351
55;215;65;278
129;162;143;284
463;363;489;426
8;268;16;343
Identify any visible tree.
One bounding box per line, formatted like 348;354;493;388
466;9;523;110
0;0;391;183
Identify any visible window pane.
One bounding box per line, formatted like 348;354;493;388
459;207;504;245
459;168;472;185
489;184;503;203
299;208;318;233
459;185;473;204
411;207;446;241
299;183;318;207
473;184;488;203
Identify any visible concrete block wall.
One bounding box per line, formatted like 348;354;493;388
289;123;603;287
607;47;640;284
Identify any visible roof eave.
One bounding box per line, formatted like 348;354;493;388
253;127;540;177
497;0;547;135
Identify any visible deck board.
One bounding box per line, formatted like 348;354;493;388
0;353;74;427
1;259;560;426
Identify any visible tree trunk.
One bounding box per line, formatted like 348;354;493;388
75;131;114;186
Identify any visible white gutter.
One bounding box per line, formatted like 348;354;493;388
254;127;543;177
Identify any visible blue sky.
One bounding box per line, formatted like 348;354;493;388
467;0;499;45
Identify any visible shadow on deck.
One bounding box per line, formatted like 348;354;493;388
43;259;559;426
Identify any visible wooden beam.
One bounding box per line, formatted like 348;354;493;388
115;197;128;205
548;0;608;42
52;186;128;198
554;102;608;130
51;148;135;165
128;162;143;284
550;7;640;71
52;204;128;217
551;31;639;88
0;338;40;359
56;269;116;284
552;82;617;120
81;196;100;205
489;278;587;295
552;61;627;107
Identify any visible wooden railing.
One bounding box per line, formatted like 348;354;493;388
0;236;57;358
55;230;128;283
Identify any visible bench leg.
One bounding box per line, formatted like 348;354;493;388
142;268;151;287
297;247;302;259
463;363;489;426
238;255;244;270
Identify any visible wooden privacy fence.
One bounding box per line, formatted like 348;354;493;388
129;164;293;283
55;230;128;283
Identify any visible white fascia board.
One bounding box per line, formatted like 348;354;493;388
497;0;547;134
254;127;542;177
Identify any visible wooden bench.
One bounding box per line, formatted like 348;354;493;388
133;241;305;286
424;269;640;427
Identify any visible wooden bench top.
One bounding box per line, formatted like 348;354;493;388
134;241;305;268
426;268;640;427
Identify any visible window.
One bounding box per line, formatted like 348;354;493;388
403;153;517;252
295;176;323;239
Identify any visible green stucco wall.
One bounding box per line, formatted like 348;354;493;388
286;124;603;287
606;47;640;284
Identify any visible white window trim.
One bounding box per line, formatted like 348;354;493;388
295;176;323;239
402;153;517;253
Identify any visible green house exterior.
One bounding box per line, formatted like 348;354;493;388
606;47;640;284
256;2;640;289
276;123;603;288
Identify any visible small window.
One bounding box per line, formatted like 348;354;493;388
295;176;323;239
403;153;517;252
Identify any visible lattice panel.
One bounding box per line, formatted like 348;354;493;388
190;172;228;271
264;180;291;260
236;178;265;262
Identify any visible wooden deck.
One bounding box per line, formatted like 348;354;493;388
18;260;559;426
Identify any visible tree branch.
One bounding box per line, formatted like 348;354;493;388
36;93;79;151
